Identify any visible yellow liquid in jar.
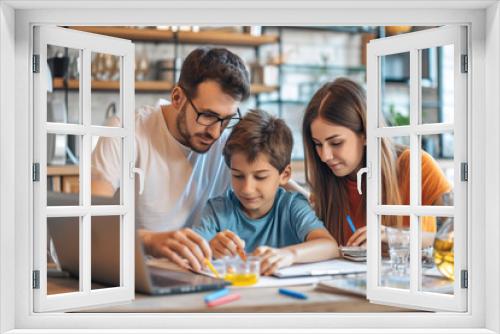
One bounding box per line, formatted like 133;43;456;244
433;238;454;280
224;273;259;286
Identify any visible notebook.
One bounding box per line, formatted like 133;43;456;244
315;275;367;297
339;246;367;262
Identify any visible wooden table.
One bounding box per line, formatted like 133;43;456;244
47;276;417;313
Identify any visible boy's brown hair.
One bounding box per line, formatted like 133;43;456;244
223;109;293;173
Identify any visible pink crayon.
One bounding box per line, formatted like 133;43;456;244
206;293;241;307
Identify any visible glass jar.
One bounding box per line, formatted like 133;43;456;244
433;192;454;280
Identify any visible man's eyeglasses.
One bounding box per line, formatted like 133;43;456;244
183;91;241;129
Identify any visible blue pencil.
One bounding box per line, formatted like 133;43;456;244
278;288;308;300
347;215;356;233
204;288;230;303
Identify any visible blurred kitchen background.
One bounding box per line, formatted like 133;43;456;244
45;25;453;194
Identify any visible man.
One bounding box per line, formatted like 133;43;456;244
91;47;250;272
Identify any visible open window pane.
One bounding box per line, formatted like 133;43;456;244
420;134;454;206
420;45;454;125
91;52;122;127
91;216;121;290
380;52;410;127
91;136;122;205
34;25;135;312
380;217;411;290
421;216;454;295
47;134;81;205
47;45;81;125
367;26;466;311
379;136;410;205
47;217;81;295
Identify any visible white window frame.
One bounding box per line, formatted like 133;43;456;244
32;26;136;312
366;26;468;312
0;1;498;333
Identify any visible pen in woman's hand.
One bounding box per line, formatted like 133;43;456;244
347;215;356;234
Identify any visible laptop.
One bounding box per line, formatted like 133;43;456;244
47;191;229;295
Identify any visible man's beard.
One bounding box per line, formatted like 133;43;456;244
176;105;215;154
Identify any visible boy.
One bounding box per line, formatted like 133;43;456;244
192;109;339;275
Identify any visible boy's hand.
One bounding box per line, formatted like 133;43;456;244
209;230;246;259
252;246;295;276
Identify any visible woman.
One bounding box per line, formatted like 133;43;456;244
302;78;451;246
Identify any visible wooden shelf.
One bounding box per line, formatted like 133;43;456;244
69;26;175;41
68;26;278;46
47;165;79;176
53;78;173;92
52;78;277;95
47;165;79;193
250;84;279;94
61;27;279;94
176;30;278;46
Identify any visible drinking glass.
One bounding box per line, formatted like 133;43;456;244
386;226;410;275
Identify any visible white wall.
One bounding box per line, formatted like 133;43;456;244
485;2;500;333
0;2;16;333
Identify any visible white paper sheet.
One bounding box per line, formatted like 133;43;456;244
232;275;333;289
146;257;366;289
273;259;367;278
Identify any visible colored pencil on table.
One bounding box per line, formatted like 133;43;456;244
204;288;230;303
206;293;241;307
278;288;308;300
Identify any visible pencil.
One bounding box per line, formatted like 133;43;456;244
237;247;247;261
347;215;356;234
204;258;221;278
278;288;308;300
204;288;230;303
206;293;241;307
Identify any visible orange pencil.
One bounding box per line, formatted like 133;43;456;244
237;247;247;261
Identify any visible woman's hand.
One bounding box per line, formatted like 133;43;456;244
346;226;368;247
209;230;245;259
252;246;295;276
346;226;390;247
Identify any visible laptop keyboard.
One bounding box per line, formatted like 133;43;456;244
150;273;185;287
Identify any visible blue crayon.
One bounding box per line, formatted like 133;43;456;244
347;214;356;234
204;288;230;303
278;288;308;300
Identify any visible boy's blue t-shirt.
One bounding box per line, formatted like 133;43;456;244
192;187;326;253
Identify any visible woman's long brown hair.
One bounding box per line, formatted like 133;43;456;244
302;78;402;244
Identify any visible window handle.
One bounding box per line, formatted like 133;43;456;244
130;162;144;195
356;163;371;195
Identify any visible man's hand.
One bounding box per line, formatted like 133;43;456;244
140;228;212;272
209;230;246;259
251;246;295;276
